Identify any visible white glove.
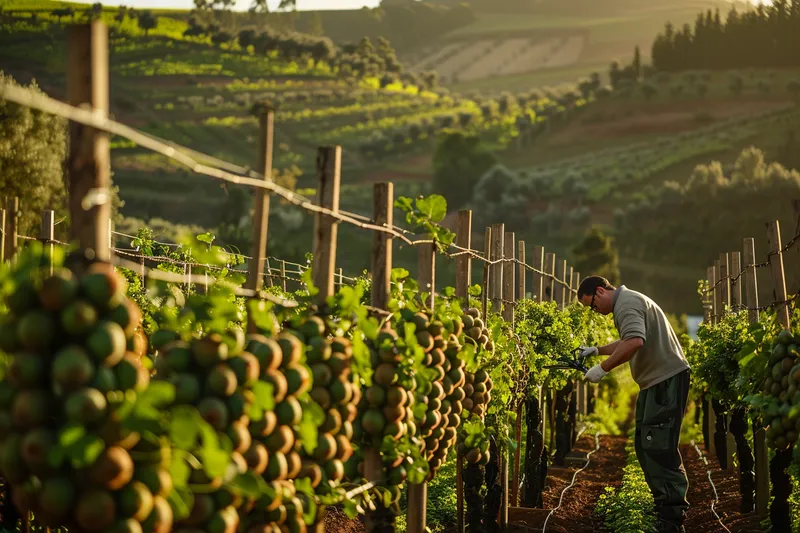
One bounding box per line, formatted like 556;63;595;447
584;363;608;383
579;346;599;358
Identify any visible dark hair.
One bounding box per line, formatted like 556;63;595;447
577;275;616;299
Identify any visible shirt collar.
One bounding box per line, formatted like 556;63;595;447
612;285;627;312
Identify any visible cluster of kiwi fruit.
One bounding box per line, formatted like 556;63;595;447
457;368;493;466
0;261;171;533
759;329;800;451
462;307;493;353
153;327;261;533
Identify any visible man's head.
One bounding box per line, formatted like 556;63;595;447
577;275;617;315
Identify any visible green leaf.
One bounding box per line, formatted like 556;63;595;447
299;401;325;454
415;194;447;222
252;381;275;411
170;407;200;450
196;232;215;245
169;449;191;488
343;499;359;519
200;448;229;479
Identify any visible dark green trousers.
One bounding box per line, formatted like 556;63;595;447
634;369;691;527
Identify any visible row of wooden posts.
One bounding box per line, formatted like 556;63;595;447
0;20;598;533
701;216;796;529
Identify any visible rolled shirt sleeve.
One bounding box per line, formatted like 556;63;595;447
616;305;647;342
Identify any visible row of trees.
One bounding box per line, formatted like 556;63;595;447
651;1;800;71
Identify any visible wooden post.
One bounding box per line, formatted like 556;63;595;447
766;221;790;328
502;232;515;323
719;253;730;313
4;198;19;262
567;266;574;304
573;272;587;416
280;260;287;292
408;241;436;533
706;265;717;456
366;182;393;533
730;252;742;309
765;220;793;530
67;22;111;262
713;259;722;323
555;259;567;309
312;146;342;303
482;227;491;319
454;211;471;533
518;241;526;300
490;224;504;315
456;210;472;302
41;210;55;274
532;246;544;302
0;209;5;262
245;108;274;331
745;237;768;515
418;243;436;308
371;183;393;309
544;253;556;303
704;266;714;323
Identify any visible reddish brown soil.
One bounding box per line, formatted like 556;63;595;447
682;444;766;533
540;435;629;532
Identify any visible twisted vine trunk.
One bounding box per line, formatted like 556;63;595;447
711;399;729;469
568;382;578;448
729;406;755;512
554;382;573;466
522;394;545;508
701;396;710;451
769;449;794;531
483;438;502;533
464;462;486;533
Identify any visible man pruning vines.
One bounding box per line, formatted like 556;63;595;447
578;276;691;533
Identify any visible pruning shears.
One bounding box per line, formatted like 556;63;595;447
544;348;590;373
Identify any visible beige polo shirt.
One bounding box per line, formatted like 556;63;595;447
612;285;690;390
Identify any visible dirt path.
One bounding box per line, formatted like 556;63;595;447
541;434;629;532
682;444;766;533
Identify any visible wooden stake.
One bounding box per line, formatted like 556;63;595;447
482;227;491;318
730;251;742;309
766;220;790;328
67;22;111;262
4;198;19;262
0;209;5;262
280;260;287;292
41;210;55;274
713;260;721;324
567;265;574;304
371;183;393;308
718;253;730;314
312;146;342;303
245;108;274;331
532;246;544;302
490;223;504;315
704;266;715;324
544;253;556;303
555;259;567;309
502;232;515;323
518;241;526;299
744;237;768;515
706;264;717;456
456;210;472;301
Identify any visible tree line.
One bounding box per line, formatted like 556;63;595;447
651;0;800;71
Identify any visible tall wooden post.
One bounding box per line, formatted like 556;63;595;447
245;108;274;331
765;221;793;531
455;210;471;533
456;210;472;302
490;224;504;315
67;22;111;262
554;259;566;309
502;232;515;323
719;253;730;313
730;252;742;309
544;253;556;303
365;183;394;533
41;211;55;274
567;266;574;304
4;198;19;262
532;246;544;302
713;259;722;323
703;266;714;323
408;241;436;533
482;227;491;319
744;237;768;515
705;265;717;456
312;146;342;304
518;241;526;300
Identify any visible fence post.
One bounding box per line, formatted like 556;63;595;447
0;209;5;262
312;146;341;304
554;259;566;309
765;220;793;531
567;266;574;304
706;264;717;457
544;253;556;303
502;232;515;323
715;253;732;470
41;210;55;274
501;232;515;524
573;272;587;416
365;182;394;533
454;210;471;533
511;240;525;507
532;246;544;302
490;224;504;315
4;197;19;262
481;228;491;318
67;22;111;263
280;260;287;292
518;241;526;300
245;108;274;331
407;241;436;533
730;252;742;309
744;237;768;516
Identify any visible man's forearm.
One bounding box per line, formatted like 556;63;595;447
598;340;621;355
600;337;643;372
